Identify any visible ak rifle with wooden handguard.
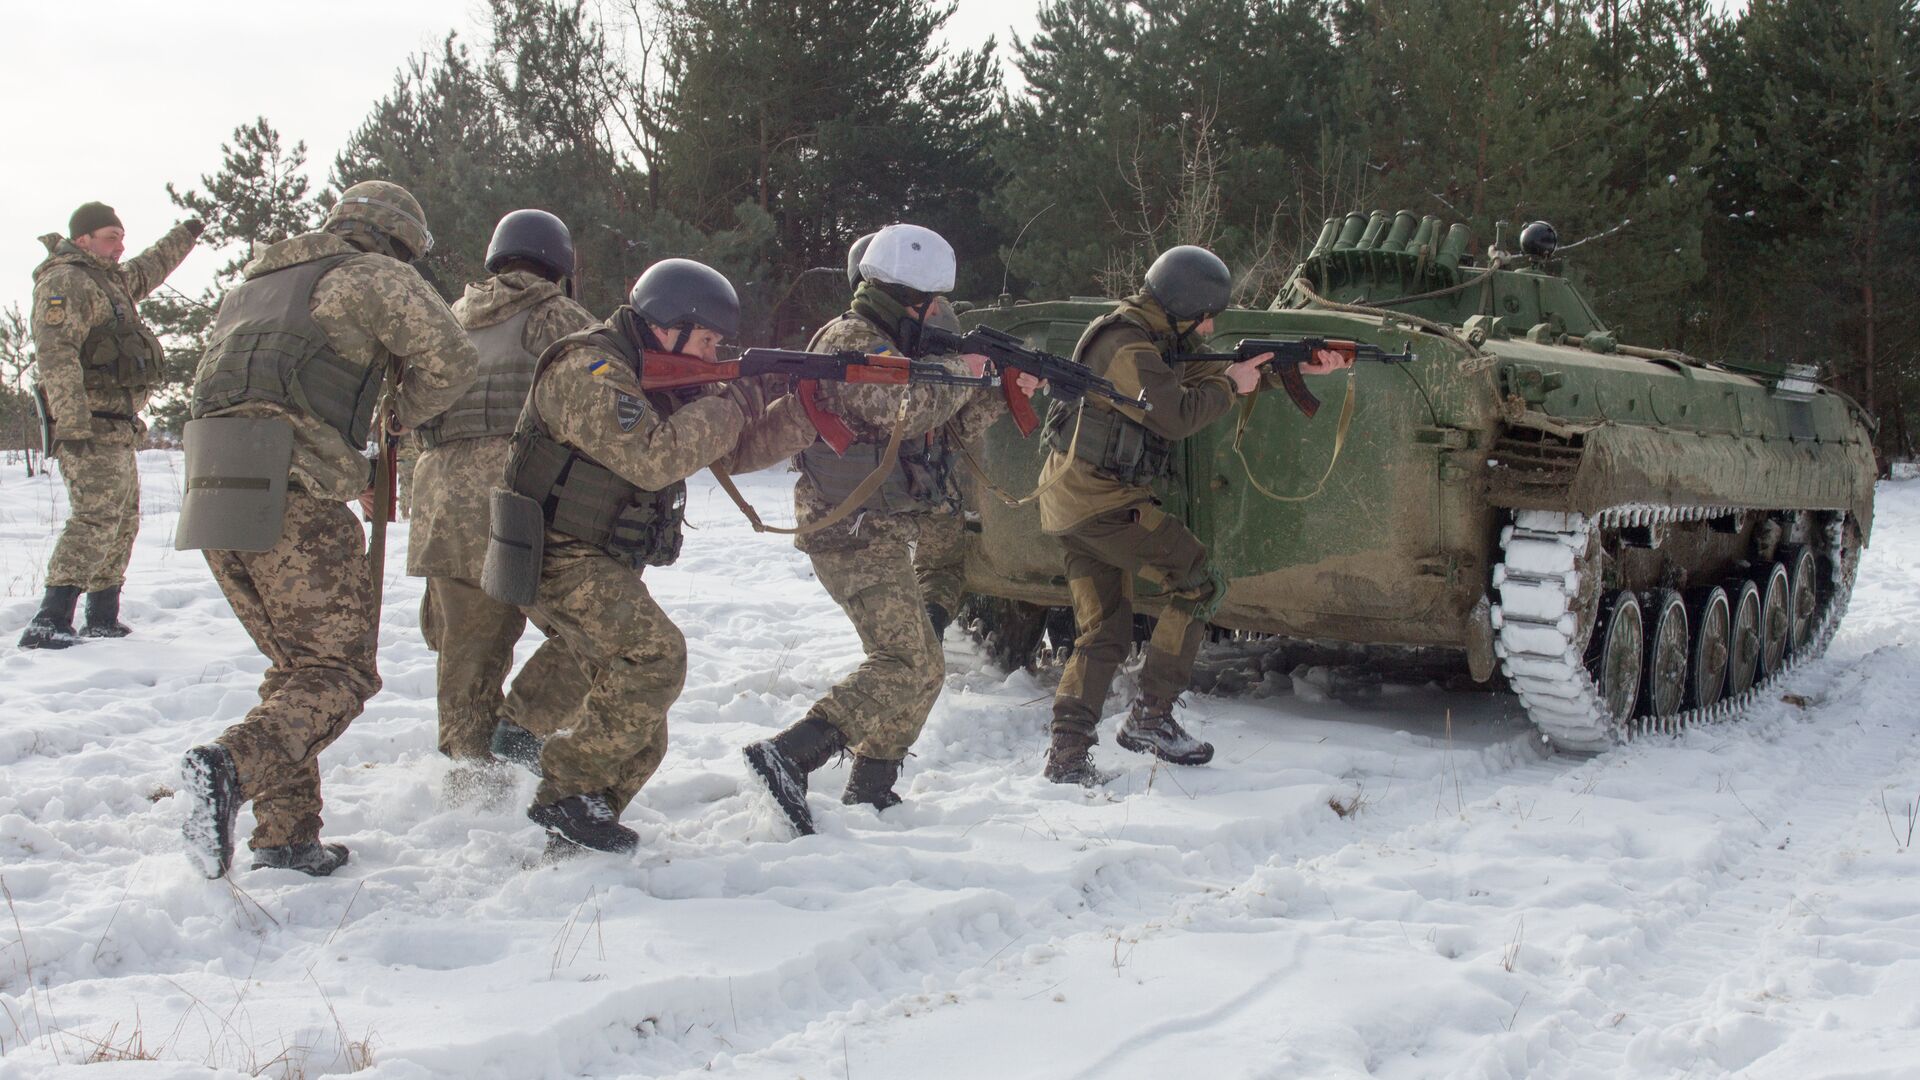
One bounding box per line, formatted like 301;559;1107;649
638;347;994;455
1171;337;1416;419
915;324;1151;436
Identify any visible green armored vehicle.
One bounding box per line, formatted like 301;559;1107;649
958;210;1875;751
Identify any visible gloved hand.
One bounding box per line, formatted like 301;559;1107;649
183;218;205;240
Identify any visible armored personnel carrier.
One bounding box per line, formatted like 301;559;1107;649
957;210;1875;751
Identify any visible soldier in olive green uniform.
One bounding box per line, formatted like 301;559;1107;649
177;181;479;878
17;202;201;649
408;210;594;784
1037;246;1351;784
744;224;1030;836
493;259;815;854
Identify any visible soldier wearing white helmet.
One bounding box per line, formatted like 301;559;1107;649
743;223;1036;835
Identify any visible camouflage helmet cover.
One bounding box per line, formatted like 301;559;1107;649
326;180;434;260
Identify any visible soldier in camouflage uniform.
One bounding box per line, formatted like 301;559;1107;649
178;181;478;878
499;259;816;854
1037;246;1350;785
17;202;201;649
743;224;1037;835
407;210;594;792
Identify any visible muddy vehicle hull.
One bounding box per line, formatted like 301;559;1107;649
959;221;1874;750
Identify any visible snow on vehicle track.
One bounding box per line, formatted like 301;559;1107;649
2;452;1917;1078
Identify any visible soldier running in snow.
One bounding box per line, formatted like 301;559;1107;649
177;181;479;878
18;201;201;649
484;259;818;855
407;209;595;797
1036;245;1352;785
742;224;1038;834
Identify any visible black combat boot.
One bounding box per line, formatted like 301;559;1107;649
528;791;639;854
1042;727;1106;787
18;586;82;650
81;586;132;638
926;602;952;640
490;720;544;774
742;716;846;836
1116;694;1214;765
252;842;351;877
180;744;242;878
841;755;904;811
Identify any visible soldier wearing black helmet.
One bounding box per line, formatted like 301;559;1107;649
488;258;816;853
1035;245;1351;785
407;210;595;798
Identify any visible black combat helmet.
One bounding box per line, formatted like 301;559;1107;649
1143;245;1232;321
629;258;740;339
847;232;877;291
486;209;575;282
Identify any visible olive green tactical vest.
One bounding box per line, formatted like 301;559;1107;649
75;264;165;393
1048;306;1175;484
416;306;537;450
189;254;384;447
504;326;687;568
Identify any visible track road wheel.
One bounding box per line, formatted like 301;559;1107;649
1727;579;1762;696
1589;590;1644;724
1685;586;1731;711
1757;562;1791;677
1782;545;1819;656
1641;589;1689;723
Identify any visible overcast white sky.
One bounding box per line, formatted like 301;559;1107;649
0;0;1043;318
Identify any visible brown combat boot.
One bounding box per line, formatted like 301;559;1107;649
1116;694;1214;765
1043;727;1104;786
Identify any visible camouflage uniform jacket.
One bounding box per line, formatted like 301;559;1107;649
792;312;1004;553
30;224;196;445
195;231;479;500
528;330;818;558
1036;295;1240;535
406;272;592;578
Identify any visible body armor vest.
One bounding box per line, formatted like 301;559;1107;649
417;306;537;449
75;264;164;393
796;310;957;515
1047;307;1176;485
503;327;687;568
189;254;384;447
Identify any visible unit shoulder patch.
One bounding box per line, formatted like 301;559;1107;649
615;391;648;432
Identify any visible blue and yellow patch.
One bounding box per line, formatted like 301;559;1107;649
587;358;610;375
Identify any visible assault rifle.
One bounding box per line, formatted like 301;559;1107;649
915;323;1149;436
1171;338;1416;419
639;347;994;454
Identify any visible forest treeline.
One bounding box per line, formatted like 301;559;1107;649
3;0;1916;457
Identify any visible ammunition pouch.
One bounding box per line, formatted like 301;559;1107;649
798;431;955;517
175;416;295;552
1043;399;1172;486
505;426;686;568
76;265;165;392
481;488;546;606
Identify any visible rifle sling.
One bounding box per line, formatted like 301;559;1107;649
1231;372;1356;503
956;399;1086;508
710;395;913;536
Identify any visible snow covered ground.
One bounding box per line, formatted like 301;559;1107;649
2;450;1917;1079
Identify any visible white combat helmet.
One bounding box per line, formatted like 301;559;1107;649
857;223;956;294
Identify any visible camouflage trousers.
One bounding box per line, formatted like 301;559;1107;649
205;490;380;849
1052;504;1217;738
46;439;139;591
520;544;684;813
913;510;969;621
807;527;946;761
420;576;525;760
